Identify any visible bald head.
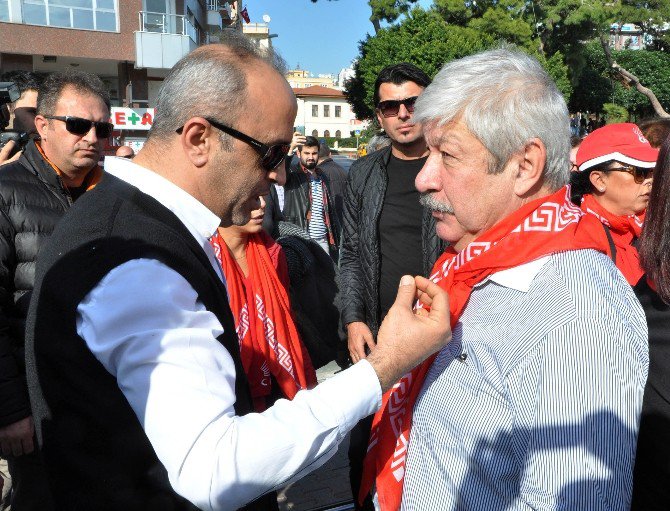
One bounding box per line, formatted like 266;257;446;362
148;35;287;144
115;145;134;159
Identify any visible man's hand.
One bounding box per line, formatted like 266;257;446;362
0;416;35;457
366;275;451;392
347;321;376;364
0;140;21;167
289;132;307;154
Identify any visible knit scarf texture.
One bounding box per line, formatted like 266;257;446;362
211;230;317;411
360;186;610;510
581;193;645;285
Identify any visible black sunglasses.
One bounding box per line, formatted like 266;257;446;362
176;118;290;171
376;96;419;118
607;164;654;184
44;115;114;139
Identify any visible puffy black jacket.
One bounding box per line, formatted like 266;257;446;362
339;146;447;337
0;140;77;427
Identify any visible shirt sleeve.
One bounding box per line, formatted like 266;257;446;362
76;258;382;511
513;312;648;510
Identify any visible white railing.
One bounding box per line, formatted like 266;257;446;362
138;11;198;43
206;0;220;10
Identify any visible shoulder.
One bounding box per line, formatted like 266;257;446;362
348;147;389;185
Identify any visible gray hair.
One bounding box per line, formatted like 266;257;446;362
414;48;570;191
149;31;285;143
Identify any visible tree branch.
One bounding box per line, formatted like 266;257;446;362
600;35;670;118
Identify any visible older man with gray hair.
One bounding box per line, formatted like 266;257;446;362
360;48;648;510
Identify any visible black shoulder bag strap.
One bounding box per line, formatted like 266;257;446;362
601;222;617;263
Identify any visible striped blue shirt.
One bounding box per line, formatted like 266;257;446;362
401;249;648;510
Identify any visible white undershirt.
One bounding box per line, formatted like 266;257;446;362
76;157;382;511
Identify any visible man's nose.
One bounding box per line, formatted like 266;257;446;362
415;153;440;193
82;124;98;143
398;103;411;120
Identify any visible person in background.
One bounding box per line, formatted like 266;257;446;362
570;123;657;285
0;69;110;511
0;71;42;166
638;117;670;149
317;142;348;228
631;133;670;510
115;145;135;159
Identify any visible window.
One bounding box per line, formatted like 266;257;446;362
335;105;341;118
335;130;341;139
323;105;330;117
311;130;318;137
0;0;10;21
22;0;117;31
311;105;318;117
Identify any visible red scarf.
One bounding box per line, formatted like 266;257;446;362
360;186;610;510
581;194;645;285
211;230;317;411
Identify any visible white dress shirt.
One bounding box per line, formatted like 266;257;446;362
77;157;382;511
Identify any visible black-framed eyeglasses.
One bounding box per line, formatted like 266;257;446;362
376;96;418;118
44;115;114;139
607;164;654;184
176;118;290;171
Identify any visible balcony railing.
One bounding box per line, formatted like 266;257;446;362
206;0;221;10
138;11;198;44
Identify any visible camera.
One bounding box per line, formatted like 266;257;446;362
0;131;29;158
0;82;20;106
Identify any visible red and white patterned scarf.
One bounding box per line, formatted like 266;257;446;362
360;186;611;510
581;193;645;285
211;230;317;411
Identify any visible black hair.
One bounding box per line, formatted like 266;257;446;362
639;134;670;302
299;135;320;151
37;69;110;116
0;71;43;96
318;142;330;159
373;63;431;107
569;161;613;205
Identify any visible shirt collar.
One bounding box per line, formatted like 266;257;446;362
104;156;221;244
482;256;550;292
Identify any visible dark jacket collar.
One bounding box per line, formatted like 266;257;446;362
21;139;63;190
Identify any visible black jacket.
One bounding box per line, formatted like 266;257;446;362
281;163;341;259
339;146;446;336
0;140;77;427
317;157;348;228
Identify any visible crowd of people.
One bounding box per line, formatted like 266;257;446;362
0;31;668;511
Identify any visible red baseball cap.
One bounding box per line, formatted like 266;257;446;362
576;123;659;172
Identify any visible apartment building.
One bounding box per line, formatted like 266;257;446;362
0;0;247;150
293;85;367;139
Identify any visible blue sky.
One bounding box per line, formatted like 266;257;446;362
244;0;433;76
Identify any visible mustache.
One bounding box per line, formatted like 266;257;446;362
419;193;454;214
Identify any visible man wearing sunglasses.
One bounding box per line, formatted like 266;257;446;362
24;35;452;511
0;69;110;510
339;62;447;509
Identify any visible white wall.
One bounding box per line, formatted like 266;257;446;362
295;96;367;138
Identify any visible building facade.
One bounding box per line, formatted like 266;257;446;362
0;0;247;150
286;69;335;89
292;85;367;139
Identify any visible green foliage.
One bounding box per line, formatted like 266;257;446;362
345;8;495;119
602;103;629;123
570;41;670;118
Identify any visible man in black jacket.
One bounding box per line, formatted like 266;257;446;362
282;136;340;260
317;142;348;227
339;63;446;509
0;70;110;509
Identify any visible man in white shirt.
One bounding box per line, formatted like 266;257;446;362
24;33;450;511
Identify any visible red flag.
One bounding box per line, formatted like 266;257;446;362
240;6;250;23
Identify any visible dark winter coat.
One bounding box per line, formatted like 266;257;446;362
339;146;447;337
0;140;79;427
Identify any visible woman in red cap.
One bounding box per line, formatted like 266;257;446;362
631;134;670;509
209;197;317;412
570;123;658;285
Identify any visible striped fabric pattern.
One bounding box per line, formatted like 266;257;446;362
308;175;327;240
400;249;648;511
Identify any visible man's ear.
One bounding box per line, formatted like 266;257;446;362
513;138;547;197
178;117;214;168
35;115;49;141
